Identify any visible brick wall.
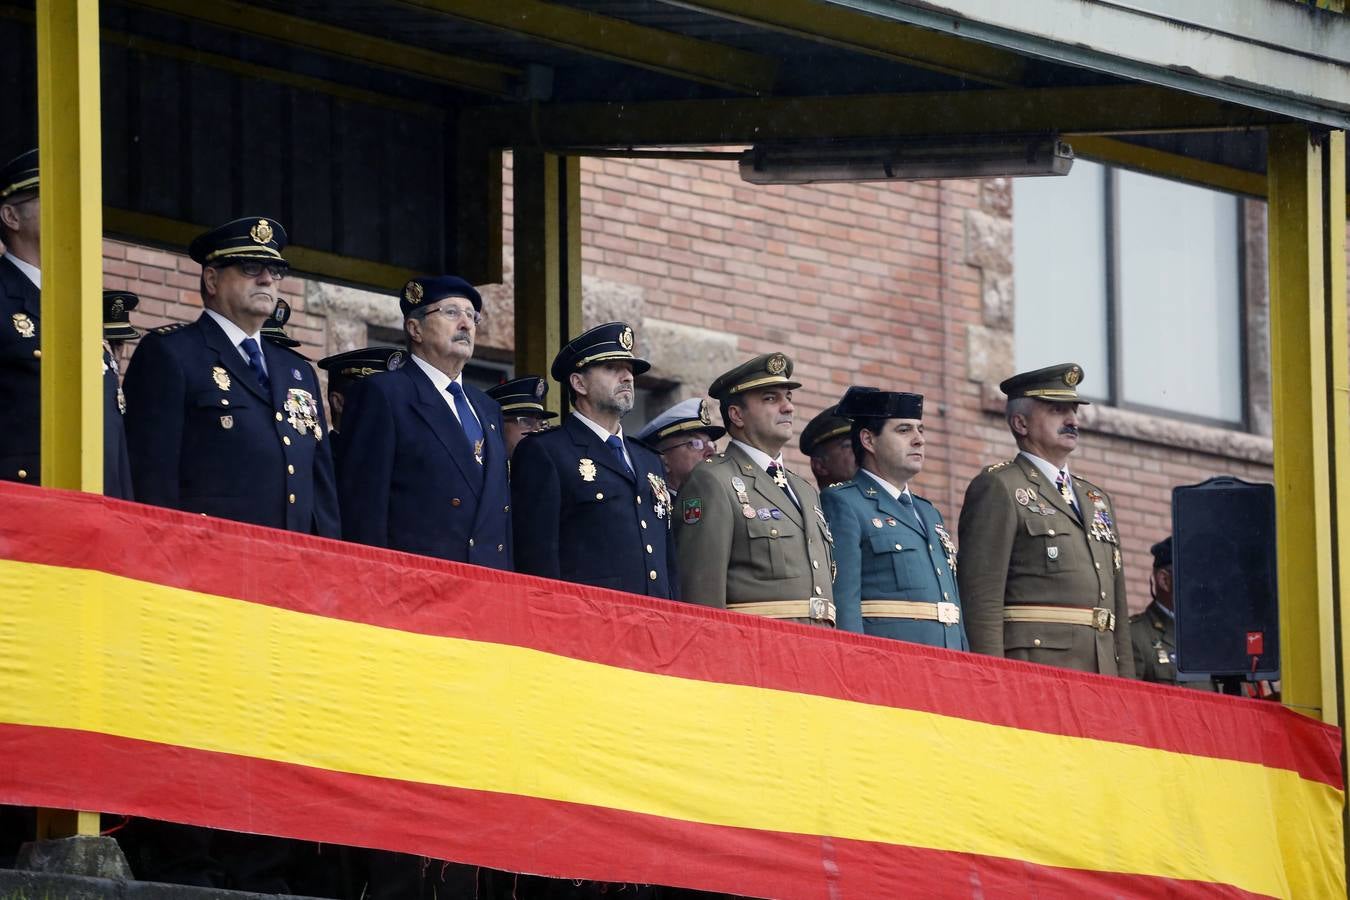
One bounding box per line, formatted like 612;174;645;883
104;156;1287;613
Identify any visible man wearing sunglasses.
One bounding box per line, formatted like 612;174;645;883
123;216;339;541
635;396;724;497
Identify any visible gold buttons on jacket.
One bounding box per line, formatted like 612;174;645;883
469;538;475;548
640;520;648;529
770;528;778;536
288;493;296;504
221;399;230;407
275;412;283;422
894;543;902;551
645;544;653;554
649;570;658;581
595;492;604;500
287;464;295;475
16;469;27;480
283;436;291;446
1047;530;1055;536
451;498;461;507
1033;638;1042;647
31;349;40;359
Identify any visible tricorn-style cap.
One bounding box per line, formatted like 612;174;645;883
103;290;141;342
837;385;924;421
0;149;38;201
486;375;558;420
189;216;289;267
798;404;851;456
999;363;1090;404
636;397;725;445
708;352;801;400
399;275;482;318
1150;536;1173;568
550;321;651;382
318;346;407;393
261;298;300;348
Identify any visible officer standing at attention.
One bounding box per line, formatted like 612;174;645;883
511;322;678;597
123;216;339;538
1131;536;1212;688
102;290;141;500
635;396;724;497
674;353;835;627
486;375;557;458
820;386;966;648
316;345;406;470
957;364;1133;676
0;149;135;500
339;276;512;568
799;403;856;490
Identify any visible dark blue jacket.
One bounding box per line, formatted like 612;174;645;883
820;473;967;650
511;414;678;599
337;362;512;570
122;312;339;537
0;255;133;499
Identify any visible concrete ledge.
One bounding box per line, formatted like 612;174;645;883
0;868;318;899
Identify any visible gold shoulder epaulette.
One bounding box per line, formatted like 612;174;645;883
985;459;1013;473
152;322;188;335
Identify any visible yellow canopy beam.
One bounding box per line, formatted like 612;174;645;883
513;150;581;415
121;0;522;96
667;0;1026;85
37;0;103;497
472;85;1280;148
397;0;777;95
1266;126;1349;725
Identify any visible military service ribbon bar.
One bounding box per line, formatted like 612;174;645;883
0;483;1342;898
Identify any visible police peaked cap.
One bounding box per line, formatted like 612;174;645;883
551;321;651;382
487;375;558;419
636;397;725;445
0;149;38;201
189;216;289;267
102;290;141;342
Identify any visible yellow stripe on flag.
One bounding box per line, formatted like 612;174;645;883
0;559;1339;897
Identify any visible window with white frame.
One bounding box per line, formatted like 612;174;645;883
1012;160;1245;427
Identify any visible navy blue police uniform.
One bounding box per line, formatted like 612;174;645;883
338;276;512;569
820;387;966;649
0;150;134;499
122;217;339;537
511;322;679;598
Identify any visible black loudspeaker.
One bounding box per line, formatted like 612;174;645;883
1173;477;1279;679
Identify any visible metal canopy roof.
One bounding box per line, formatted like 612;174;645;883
2;0;1344;288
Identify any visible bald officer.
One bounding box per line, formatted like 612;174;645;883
339;276;511;569
674;353;835;627
123;216;339;537
635;396;724;496
486;375;557;458
957;363;1132;677
511;322;677;597
821;386;965;649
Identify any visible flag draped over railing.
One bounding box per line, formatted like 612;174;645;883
0;483;1342;899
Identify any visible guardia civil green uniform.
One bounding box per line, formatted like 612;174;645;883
956;364;1134;677
674;353;836;627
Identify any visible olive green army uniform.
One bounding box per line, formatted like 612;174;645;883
676;442;835;626
958;455;1133;676
1130;600;1215;690
673;351;835;628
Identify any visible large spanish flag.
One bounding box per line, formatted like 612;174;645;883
0;483;1342;898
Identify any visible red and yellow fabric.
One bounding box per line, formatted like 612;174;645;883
0;483;1342;898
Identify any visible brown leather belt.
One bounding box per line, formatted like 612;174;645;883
861;600;960;625
1003;604;1115;633
728;598;836;624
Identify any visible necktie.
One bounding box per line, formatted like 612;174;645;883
605;434;634;479
447;382;485;464
240;337;270;394
899;491;924;531
1056;469;1080;517
767;462;800;512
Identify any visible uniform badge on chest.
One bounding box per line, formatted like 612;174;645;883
648;472;671;523
212;366;231;391
579;458;597;482
284;388;319;436
11;312;34;338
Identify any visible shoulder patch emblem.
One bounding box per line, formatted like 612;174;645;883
682;497;703;525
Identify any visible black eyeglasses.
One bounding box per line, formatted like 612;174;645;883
223;261;287;280
422;305;482;326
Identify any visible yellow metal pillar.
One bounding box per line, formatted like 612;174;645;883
37;0;103;493
33;0;104;840
513;149;582;415
1267;125;1349;728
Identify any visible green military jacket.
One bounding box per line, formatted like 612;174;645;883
1131;600;1215;690
956;454;1134;677
674;442;835;625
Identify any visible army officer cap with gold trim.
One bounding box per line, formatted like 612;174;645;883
550;321;651;384
999;362;1090;403
188;216;289;268
798;403;850;457
708;351;801;402
636;396;725;447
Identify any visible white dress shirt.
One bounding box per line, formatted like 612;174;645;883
572;411;633;471
204;309;267;377
410;353;481;430
4;253;39;289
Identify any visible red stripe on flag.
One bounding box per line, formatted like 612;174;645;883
0;483;1341;788
0;724;1272;900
